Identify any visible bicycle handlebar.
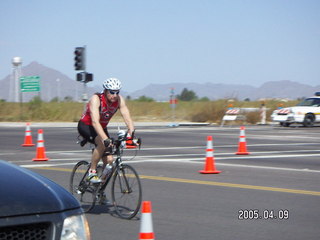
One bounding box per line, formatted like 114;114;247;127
109;131;141;154
78;130;141;155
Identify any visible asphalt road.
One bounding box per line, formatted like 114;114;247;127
1;123;320;240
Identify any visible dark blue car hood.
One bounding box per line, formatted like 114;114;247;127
0;161;80;217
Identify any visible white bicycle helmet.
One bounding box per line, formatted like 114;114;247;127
102;78;122;90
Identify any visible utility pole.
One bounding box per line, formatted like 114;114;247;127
12;57;22;102
56;78;60;102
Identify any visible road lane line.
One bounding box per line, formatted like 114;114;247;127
137;151;320;158
131;159;320;173
215;163;320;173
28;166;320;196
8;148;320;165
20;160;320;173
139;175;320;196
18;152;320;173
133;143;320;150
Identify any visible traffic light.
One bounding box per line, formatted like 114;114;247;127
74;47;85;71
76;72;83;81
85;73;93;82
76;72;93;82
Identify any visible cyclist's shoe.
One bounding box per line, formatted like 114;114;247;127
87;170;102;183
99;193;111;205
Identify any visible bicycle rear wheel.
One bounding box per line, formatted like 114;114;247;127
70;160;97;213
111;164;142;219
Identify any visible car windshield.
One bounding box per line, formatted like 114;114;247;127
296;98;320;107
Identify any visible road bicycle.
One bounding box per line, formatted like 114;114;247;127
69;130;142;219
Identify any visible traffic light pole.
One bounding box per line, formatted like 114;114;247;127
82;82;88;103
74;46;93;103
81;46;88;103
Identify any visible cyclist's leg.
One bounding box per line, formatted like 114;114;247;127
78;121;102;182
100;154;113;181
102;154;113;165
77;120;97;144
90;127;112;179
90;135;105;170
102;128;113;168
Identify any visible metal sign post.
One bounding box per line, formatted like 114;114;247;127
168;88;179;127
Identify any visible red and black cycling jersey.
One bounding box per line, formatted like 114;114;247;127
80;92;120;128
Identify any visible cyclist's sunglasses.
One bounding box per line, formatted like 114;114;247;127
108;90;120;95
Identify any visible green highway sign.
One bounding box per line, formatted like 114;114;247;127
20;76;40;92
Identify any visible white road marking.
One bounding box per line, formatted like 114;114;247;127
6;140;320;173
19;150;320;173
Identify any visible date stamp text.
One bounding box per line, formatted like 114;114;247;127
238;209;289;220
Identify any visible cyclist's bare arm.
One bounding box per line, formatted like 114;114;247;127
89;95;109;142
119;95;135;136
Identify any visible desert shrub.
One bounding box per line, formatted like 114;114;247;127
0;99;300;123
245;112;260;124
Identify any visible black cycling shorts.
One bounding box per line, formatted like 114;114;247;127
77;120;109;144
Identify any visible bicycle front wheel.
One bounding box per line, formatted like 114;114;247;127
70;160;97;213
111;164;142;219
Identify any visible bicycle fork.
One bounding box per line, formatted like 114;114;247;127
117;168;132;194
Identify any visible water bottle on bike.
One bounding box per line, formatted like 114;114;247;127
101;164;113;182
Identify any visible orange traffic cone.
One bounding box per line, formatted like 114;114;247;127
139;201;155;240
199;136;221;174
235;126;250;155
21;123;35;147
32;129;49;161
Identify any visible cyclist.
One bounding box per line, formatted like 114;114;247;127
77;77;135;183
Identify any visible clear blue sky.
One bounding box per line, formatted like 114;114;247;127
1;0;319;92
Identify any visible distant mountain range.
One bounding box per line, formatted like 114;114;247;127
0;61;319;102
131;81;320;101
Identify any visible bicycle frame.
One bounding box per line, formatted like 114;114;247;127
97;135;138;193
98;154;121;193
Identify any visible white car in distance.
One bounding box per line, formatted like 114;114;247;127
271;92;320;127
